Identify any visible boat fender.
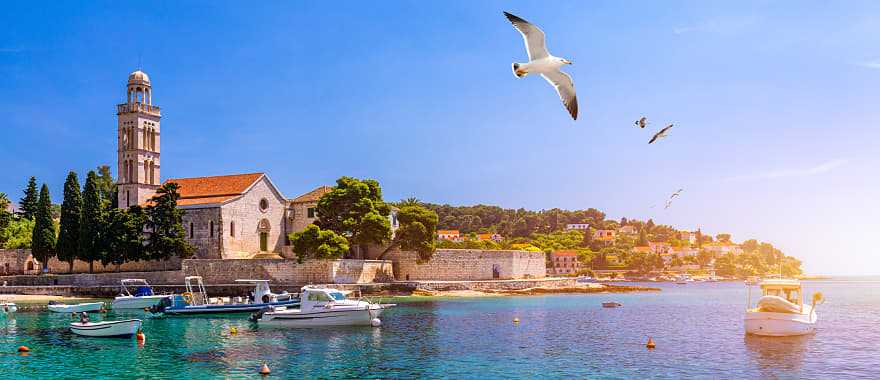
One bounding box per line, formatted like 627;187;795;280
136;329;146;343
370;318;382;327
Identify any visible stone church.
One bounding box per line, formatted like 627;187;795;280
115;70;342;259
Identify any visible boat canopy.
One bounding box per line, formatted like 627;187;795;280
759;279;801;289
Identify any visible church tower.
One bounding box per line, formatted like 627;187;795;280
117;70;161;208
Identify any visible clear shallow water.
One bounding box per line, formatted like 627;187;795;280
1;280;879;379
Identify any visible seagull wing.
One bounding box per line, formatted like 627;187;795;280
541;70;578;120
648;131;661;144
503;12;549;61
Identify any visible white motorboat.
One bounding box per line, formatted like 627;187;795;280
675;274;694;284
70;318;142;338
253;286;394;327
150;277;298;315
111;279;170;310
48;301;104;313
744;278;822;337
1;301;17;313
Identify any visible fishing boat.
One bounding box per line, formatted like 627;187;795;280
253;286;394;327
150;277;298;315
70;318;142;338
675;274;694;284
0;301;17;313
744;278;822;336
111;279;170;310
47;301;104;313
602;302;622;308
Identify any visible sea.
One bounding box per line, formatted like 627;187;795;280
1;278;878;379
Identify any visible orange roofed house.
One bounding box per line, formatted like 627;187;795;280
548;250;580;276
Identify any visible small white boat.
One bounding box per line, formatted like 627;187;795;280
70;319;142;338
744;278;822;337
0;301;17;313
112;279;170;310
675;274;694;284
254;286;393;327
47;301;104;313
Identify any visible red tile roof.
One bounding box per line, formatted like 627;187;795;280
552;250;578;257
163;173;264;206
290;186;333;203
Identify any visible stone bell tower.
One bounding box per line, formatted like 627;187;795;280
117;70;161;208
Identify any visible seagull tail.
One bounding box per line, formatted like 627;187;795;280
512;62;527;78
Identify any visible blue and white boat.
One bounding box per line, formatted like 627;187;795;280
150;276;298;315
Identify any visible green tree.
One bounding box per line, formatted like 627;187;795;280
79;171;107;273
379;204;438;260
637;228;649;246
741;239;759;253
580;227;594;247
1;218;34;249
315;176;392;258
95;165;117;208
31;184;56;272
145;183;194;261
19;176;39;220
716;233;732;243
289;224;349;263
696;249;713;268
0;193;12;233
57;171;83;272
103;206;147;269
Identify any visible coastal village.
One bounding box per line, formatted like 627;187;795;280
0;70;802;299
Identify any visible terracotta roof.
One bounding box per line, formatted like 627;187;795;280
437;230;460;235
552;250;578;257
164;173;264;206
290;186;333;203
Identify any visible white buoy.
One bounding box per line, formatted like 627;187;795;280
370;318;382;327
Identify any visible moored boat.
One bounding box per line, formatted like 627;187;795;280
1;301;17;313
111;279;170;310
70;318;143;338
744;278;822;337
48;301;104;313
150;277;299;315
602;302;622;308
253;286;394;327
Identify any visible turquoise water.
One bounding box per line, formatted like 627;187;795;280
1;280;879;379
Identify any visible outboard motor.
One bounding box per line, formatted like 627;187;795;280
149;297;173;314
249;306;271;322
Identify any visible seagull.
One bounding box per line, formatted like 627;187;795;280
635;117;648;128
648;124;674;144
503;11;578;120
665;189;684;209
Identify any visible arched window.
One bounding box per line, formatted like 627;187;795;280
189;222;194;238
230;221;235;237
210;221;214;238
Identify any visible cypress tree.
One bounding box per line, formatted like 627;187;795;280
79;171;106;273
145;183;193;260
19;176;38;220
57;171;83;272
31;184;56;272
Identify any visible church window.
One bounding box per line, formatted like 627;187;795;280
190;222;194;238
230;221;235;237
259;198;269;212
307;208;315;218
210;221;214;237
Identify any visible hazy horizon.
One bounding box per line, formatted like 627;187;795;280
2;1;878;275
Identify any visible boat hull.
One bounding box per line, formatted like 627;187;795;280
112;295;169;310
48;302;104;313
259;307;382;327
70;319;142;338
163;300;299;315
1;303;17;313
744;308;817;336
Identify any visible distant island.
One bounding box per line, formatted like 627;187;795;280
422;203;802;278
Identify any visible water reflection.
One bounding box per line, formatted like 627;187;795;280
744;333;812;377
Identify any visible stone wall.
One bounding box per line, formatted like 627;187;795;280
220;176;287;258
181;207;222;259
0;269;183;287
0;249;179;275
181;259;393;285
389;249;546;281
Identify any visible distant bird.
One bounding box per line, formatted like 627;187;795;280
503;11;578;120
665;188;684;209
635;117;648;129
649;124;674;144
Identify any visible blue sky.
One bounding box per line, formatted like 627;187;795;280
2;1;879;275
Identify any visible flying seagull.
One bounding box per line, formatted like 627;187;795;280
503;11;578;120
649;124;674;144
635;117;648;128
665;188;684;209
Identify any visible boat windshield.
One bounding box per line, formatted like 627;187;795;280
329;292;346;301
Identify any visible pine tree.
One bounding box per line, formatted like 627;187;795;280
145;183;194;260
637;228;649;246
19;176;39;220
31;184;56;272
95;165;117;209
79;171;106;273
103;206;146;269
57;171;83;272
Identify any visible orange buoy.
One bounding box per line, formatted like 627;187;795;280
646;337;656;349
136;330;146;343
17;346;29;353
259;363;271;375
